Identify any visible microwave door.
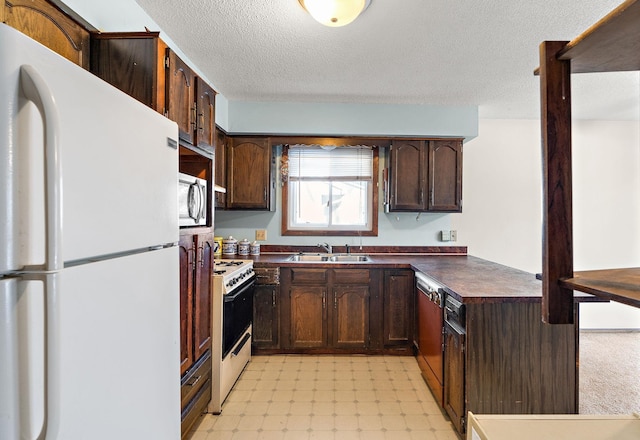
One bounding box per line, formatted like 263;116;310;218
178;173;207;227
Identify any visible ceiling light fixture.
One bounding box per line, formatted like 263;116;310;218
299;0;371;27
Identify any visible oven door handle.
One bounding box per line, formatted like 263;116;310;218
231;332;251;357
223;278;255;302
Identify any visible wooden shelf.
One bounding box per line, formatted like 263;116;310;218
558;0;640;73
538;0;640;322
560;268;640;308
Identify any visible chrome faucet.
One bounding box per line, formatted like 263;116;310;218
317;242;332;254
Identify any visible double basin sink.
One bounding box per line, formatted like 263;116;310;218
286;253;370;263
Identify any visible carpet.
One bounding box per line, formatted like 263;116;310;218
579;330;640;414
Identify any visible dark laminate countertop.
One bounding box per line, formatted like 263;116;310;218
240;253;599;304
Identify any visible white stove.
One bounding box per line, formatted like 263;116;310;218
213;259;255;294
209;259;255;414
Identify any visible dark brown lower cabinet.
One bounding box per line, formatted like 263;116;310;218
444;301;578;437
179;230;214;436
180;351;211;439
290;286;328;348
383;269;415;349
179;231;214;374
332;285;370;349
252;284;280;349
278;267;376;352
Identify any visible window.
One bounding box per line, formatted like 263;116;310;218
282;145;378;236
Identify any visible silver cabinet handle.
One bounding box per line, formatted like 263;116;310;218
186;375;202;387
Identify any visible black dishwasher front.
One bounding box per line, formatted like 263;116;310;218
443;295;466;434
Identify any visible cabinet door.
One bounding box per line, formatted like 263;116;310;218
90;33;166;113
290;286;327;348
195;77;216;150
214;129;227;208
3;0;89;68
227;137;272;210
193;233;213;360
389;140;427;211
444;321;466;435
166;50;196;144
383;270;415;347
179;234;194;374
253;284;279;349
428;140;462;212
332;286;370;349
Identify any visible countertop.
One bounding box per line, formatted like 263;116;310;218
466;412;640;440
239;253;600;304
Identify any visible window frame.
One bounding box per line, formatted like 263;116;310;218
281;145;379;236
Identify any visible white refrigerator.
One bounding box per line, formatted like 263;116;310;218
0;24;181;440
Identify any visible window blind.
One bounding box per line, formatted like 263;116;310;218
288;146;373;179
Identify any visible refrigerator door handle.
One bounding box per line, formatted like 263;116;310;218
19;65;63;440
19;65;64;273
0;274;61;440
40;272;61;440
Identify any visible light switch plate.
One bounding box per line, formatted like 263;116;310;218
256;229;267;241
441;230;451;241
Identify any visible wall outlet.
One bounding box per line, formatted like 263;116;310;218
255;229;267;241
441;230;451;241
450;230;457;242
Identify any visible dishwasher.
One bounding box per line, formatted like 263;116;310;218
443;293;466;434
415;272;446;406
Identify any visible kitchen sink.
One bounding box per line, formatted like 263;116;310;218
286;254;370;262
329;255;370;262
286;254;330;262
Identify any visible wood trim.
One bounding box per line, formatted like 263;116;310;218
539;40;574;324
259;244;468;254
281;146;379;236
558;0;640;73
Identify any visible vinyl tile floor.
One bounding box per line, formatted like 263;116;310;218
187;355;458;440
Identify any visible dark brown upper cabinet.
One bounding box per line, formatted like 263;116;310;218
4;0;90;69
90;32;167;113
429;140;463;212
214;129;228;209
166;50;196;145
226;137;275;210
388;138;462;212
90;32;216;152
196;78;216;150
389;140;427;211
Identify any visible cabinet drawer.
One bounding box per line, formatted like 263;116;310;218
255;267;280;285
290;268;328;284
181;377;211;438
181;350;211;410
333;269;370;284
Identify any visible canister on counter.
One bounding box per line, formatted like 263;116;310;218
213;236;223;257
222;236;237;255
238;238;250;256
250;241;260;256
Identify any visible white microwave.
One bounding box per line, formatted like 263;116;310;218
178;172;208;227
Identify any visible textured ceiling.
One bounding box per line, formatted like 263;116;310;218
133;0;639;119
